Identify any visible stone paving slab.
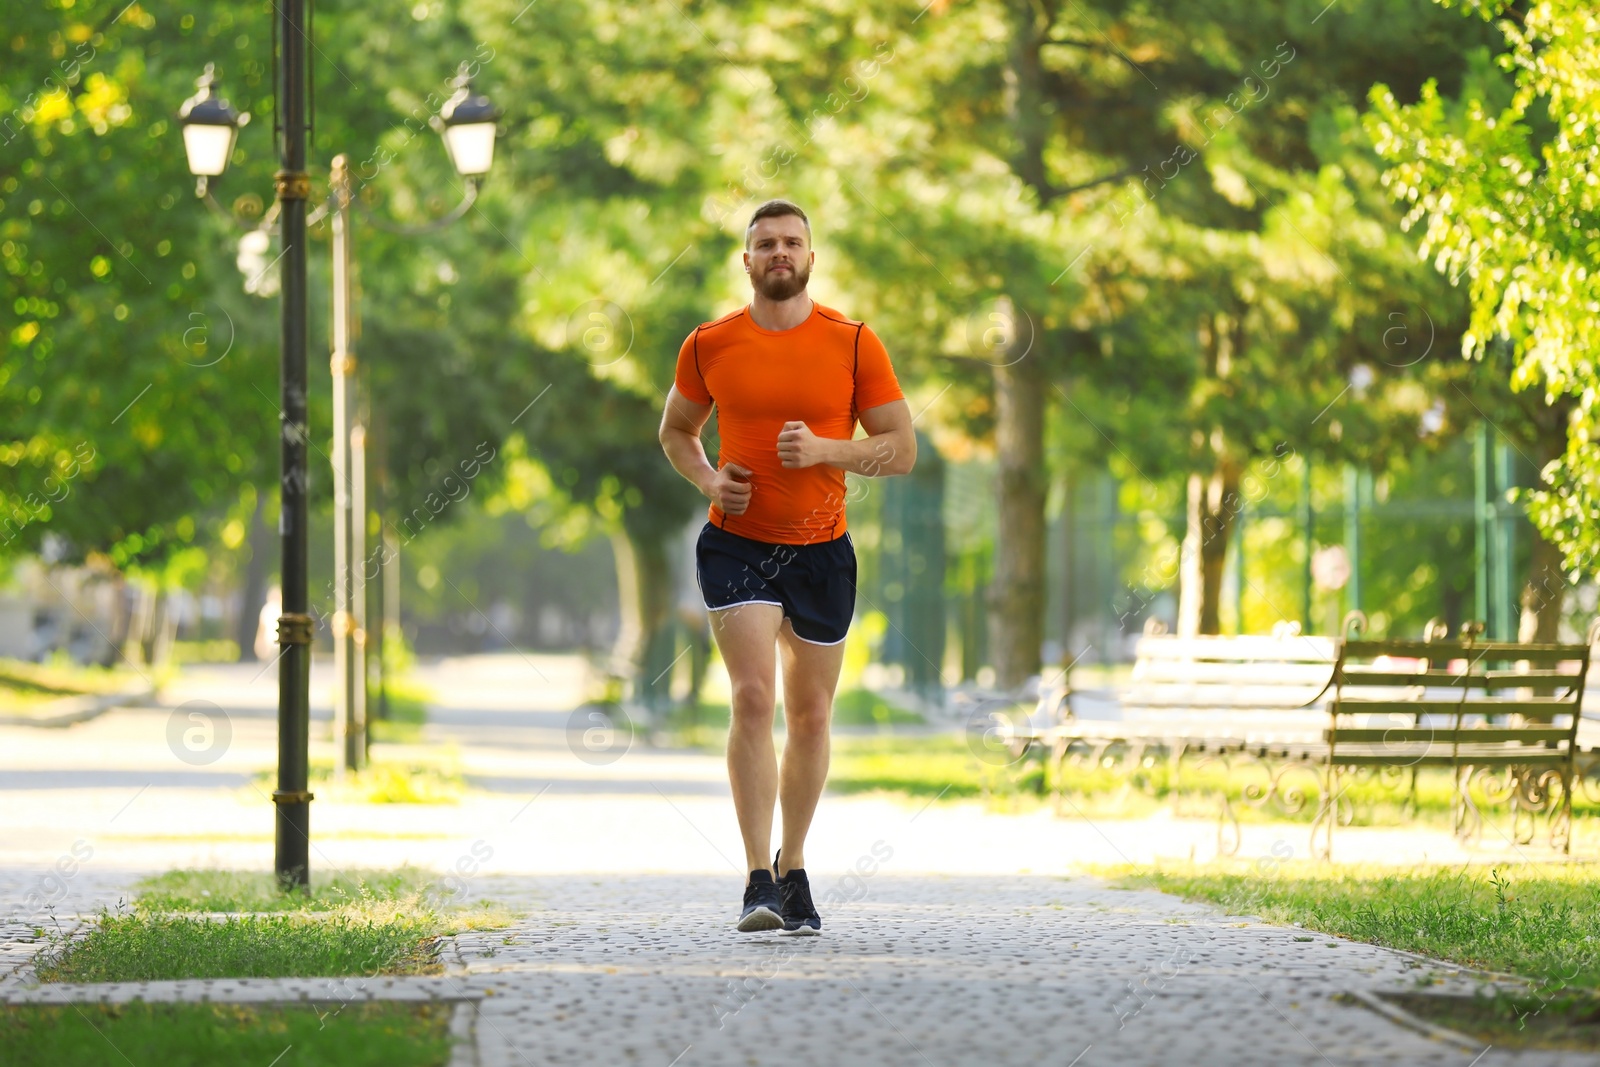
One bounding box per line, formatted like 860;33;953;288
446;873;1575;1067
0;867;137;993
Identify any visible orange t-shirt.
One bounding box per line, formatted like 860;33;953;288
674;302;905;545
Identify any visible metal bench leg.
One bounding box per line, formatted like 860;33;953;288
1560;770;1574;855
1216;792;1241;858
1311;763;1336;863
1051;736;1068;818
1453;765;1483;845
1511;766;1537;847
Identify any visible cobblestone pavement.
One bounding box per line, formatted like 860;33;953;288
441;872;1574;1067
1;868;135;993
5;869;1572;1067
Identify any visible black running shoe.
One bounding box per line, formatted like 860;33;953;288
774;849;821;936
737;869;784;932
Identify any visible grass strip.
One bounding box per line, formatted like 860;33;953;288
1;1001;453;1067
252;760;466;805
824;735;1600;830
665;687;925;740
369;675;432;744
830;688;925;726
35;868;515;984
829;734;992;799
133;867;439;913
0;656;144;696
36;911;440;983
1107;861;1600;990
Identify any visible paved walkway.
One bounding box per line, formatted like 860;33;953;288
0;654;1588;1065
3;870;1573;1066
447;873;1552;1067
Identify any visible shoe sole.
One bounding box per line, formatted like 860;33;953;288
781;924;820;936
737;906;785;932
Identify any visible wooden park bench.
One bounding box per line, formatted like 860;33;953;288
997;617;1595;860
1316;623;1592;860
993;621;1337;842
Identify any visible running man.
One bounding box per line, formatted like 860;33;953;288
658;199;916;934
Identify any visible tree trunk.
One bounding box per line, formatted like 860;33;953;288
611;519;678;717
125;583;157;666
1178;462;1242;636
990;340;1047;689
1004;0;1055;205
1518;527;1566;643
105;573;132;667
1517;412;1572;643
977;0;1056;693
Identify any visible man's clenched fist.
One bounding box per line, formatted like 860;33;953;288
777;421;830;469
706;463;754;515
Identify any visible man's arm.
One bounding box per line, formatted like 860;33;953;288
775;399;916;476
658;385;754;515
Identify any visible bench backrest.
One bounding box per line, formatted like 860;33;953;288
1125;634;1338;717
1328;639;1591;756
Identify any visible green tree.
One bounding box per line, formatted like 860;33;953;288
1;2;279;577
802;0;1495;658
1368;0;1600;605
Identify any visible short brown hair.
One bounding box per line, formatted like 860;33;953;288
745;199;811;248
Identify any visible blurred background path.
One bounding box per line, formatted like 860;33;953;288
2;652;1488;912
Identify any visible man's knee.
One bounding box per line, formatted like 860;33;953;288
784;700;831;737
729;678;776;719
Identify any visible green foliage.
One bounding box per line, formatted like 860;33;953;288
1368;0;1600;577
2;2;280;572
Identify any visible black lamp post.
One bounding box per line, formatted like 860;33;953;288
178;14;312;892
178;45;499;891
268;0;316;890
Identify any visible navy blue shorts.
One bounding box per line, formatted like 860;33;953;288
695;522;857;646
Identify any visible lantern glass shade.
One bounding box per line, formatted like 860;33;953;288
442;121;496;177
178;65;246;181
182;122;238;177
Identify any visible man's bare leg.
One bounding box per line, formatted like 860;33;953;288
775;619;846;876
710;602;785;881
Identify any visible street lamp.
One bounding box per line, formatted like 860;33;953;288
178;61;501;817
177;64;248;198
434;63;500;182
178;2;316;894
